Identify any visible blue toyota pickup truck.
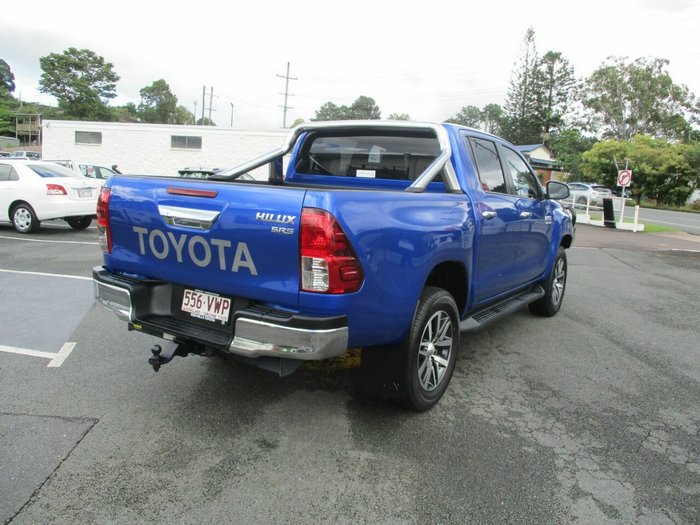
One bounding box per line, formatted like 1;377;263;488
93;121;573;410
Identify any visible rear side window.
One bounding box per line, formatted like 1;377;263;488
0;164;19;181
295;131;440;181
469;138;507;193
27;163;75;178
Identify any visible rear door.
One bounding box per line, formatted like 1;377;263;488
467;137;522;303
106;176;307;308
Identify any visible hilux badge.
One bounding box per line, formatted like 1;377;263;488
255;212;296;225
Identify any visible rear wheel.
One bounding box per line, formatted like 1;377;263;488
359;287;460;411
529;247;567;317
66;216;92;230
404;287;460;411
12;203;40;233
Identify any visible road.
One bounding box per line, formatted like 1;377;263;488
1;222;699;524
621;205;700;235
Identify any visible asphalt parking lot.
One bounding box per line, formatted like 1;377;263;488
1;222;699;524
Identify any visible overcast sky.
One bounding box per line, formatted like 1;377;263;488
1;0;698;130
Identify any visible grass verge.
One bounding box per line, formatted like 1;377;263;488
588;214;679;233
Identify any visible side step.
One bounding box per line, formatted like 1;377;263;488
460;285;545;332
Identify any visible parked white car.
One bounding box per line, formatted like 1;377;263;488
566;182;613;207
43;160;117;185
0;159;100;233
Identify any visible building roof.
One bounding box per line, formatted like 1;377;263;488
515;144;543;153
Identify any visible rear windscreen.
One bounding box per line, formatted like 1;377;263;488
28;163;76;178
295;131;440;181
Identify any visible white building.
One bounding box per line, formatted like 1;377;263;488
42;120;288;177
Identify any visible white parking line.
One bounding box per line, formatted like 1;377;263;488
47;342;77;367
0;268;92;281
0;235;98;245
0;342;76;367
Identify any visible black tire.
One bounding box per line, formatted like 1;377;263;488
403;287;460;411
11;203;40;233
576;196;587;206
66;216;92;230
359;287;460;411
529;247;567;317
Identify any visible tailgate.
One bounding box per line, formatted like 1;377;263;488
105;176;306;308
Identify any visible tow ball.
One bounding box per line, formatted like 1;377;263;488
148;341;186;372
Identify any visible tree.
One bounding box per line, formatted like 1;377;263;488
0;103;14;136
447;105;482;128
111;102;140;122
313;101;347;121
0;59;15;98
196;117;215;126
39;47;119;120
582;56;699;142
580;136;699;205
173;105;194;125
138;79;178;124
537;51;576;139
548;129;597;178
502;28;542;144
446;104;505;134
290;117;305;127
349;96;381;119
312;96;381;121
482;104;504;135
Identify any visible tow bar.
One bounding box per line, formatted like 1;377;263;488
148;341;187;372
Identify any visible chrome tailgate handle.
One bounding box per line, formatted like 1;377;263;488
158;205;220;230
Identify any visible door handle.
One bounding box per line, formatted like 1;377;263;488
482;211;497;220
519;211;532;219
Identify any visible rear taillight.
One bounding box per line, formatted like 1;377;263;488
97;187;112;253
300;208;364;294
46;184;67;195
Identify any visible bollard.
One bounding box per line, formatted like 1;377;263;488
603;198;616;228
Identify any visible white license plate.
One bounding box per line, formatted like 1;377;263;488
78;188;92;198
181;289;231;324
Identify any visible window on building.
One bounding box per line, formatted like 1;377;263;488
171;136;202;150
75;131;102;144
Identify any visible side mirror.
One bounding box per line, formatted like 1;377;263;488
546;180;570;200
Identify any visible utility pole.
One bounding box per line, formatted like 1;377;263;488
199;86;217;125
208;86;214;124
230;103;234;127
277;62;297;128
193;101;197;125
201;86;206;124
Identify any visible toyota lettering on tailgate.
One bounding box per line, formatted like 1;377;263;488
132;226;258;275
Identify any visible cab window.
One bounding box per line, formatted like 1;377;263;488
501;147;540;199
468;138;507;193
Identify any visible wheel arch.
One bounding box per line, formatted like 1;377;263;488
424;261;468;317
561;234;573;249
8;199;32;220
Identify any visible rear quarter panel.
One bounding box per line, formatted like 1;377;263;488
301;189;474;347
